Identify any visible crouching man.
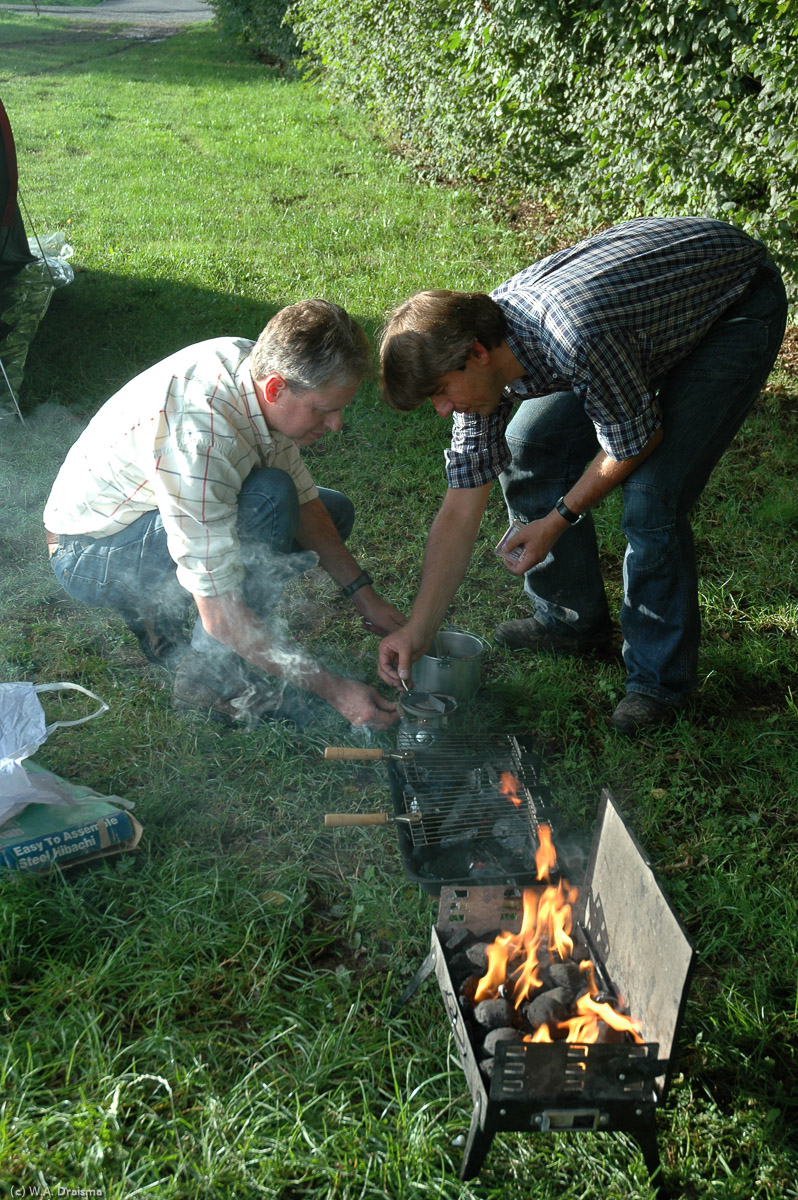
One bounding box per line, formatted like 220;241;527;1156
376;217;787;734
44;299;403;728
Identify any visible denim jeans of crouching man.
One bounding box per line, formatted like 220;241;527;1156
50;467;355;694
499;261;788;706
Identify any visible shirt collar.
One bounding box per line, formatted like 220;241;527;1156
237;355;275;445
503;327;556;398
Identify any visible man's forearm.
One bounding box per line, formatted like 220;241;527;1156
194;590;340;701
562;429;664;516
499;430;666;573
296;497;362;586
295;497;404;633
407;483;492;639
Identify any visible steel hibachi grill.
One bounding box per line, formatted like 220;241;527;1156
393;791;695;1192
324;732;556;893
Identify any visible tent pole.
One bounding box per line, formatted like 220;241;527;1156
0;356;25;422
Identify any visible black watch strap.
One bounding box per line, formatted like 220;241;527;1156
340;569;373;598
555;497;584;526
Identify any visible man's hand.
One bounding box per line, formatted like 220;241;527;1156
375;482;492;686
377;623;431;689
295;497;406;635
353;590;406;637
498;429;666;575
195;590;399;726
499;512;563;574
326;678;400;728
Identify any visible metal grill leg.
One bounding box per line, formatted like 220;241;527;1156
635;1127;665;1197
388;949;436;1018
459;1104;494;1181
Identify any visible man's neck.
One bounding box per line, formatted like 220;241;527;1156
492;340;527;388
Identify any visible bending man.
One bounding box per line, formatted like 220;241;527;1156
377;217;786;734
45;299;403;728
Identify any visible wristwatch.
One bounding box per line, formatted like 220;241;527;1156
555;496;585;526
340;569;373;598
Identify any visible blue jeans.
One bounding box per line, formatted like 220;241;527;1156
499;262;787;704
50;468;355;691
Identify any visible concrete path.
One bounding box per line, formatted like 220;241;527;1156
0;0;213;25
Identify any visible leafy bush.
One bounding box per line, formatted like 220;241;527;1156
210;0;297;65
281;0;797;302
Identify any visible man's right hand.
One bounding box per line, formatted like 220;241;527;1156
376;483;491;688
327;677;400;729
377;624;430;689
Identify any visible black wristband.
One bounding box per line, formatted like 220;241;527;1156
340;570;373;598
555;497;584;526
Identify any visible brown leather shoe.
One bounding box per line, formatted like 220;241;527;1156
493;615;612;653
171;650;317;727
124;613;188;668
611;693;676;735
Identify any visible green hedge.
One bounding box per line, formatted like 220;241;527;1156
226;0;798;302
210;0;298;65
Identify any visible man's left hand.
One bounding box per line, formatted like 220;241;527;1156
353;591;406;636
500;512;565;574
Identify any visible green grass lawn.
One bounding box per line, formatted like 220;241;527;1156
1;13;797;1199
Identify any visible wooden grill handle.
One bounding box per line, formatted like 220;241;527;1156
324;747;386;761
324;812;389;827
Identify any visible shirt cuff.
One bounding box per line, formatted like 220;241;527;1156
175;559;245;598
595;400;662;461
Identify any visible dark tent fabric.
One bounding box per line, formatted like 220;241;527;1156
0;97;35;294
1;98;36;361
1;96;75;415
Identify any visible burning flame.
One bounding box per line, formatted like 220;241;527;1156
535;822;557;881
499;771;522;808
472;824;644;1045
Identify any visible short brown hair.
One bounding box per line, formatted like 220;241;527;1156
250;299;371;392
379;290;507;411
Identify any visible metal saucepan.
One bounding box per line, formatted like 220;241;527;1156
411;628;490;702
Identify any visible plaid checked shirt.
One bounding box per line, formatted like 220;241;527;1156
43;338;318;597
445;217;766;487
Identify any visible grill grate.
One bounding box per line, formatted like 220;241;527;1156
385;735;557;891
394;734;541;850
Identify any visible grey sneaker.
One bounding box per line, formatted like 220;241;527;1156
612;693;676;735
493;615;612;653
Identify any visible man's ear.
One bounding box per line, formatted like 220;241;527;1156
261;373;286;403
470;340;491;365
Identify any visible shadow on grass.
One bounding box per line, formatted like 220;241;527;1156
17;266;282;416
18;265;393;419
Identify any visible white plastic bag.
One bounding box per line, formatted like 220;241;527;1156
0;682;109;824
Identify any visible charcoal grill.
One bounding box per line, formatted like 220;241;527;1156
324;734;556;894
392;790;695;1192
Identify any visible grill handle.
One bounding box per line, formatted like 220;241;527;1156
324;747;386;761
325;812;422;827
325;812;390;826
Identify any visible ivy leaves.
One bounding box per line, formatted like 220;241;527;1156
280;0;796;300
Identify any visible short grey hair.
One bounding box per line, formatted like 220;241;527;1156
250;299;372;392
